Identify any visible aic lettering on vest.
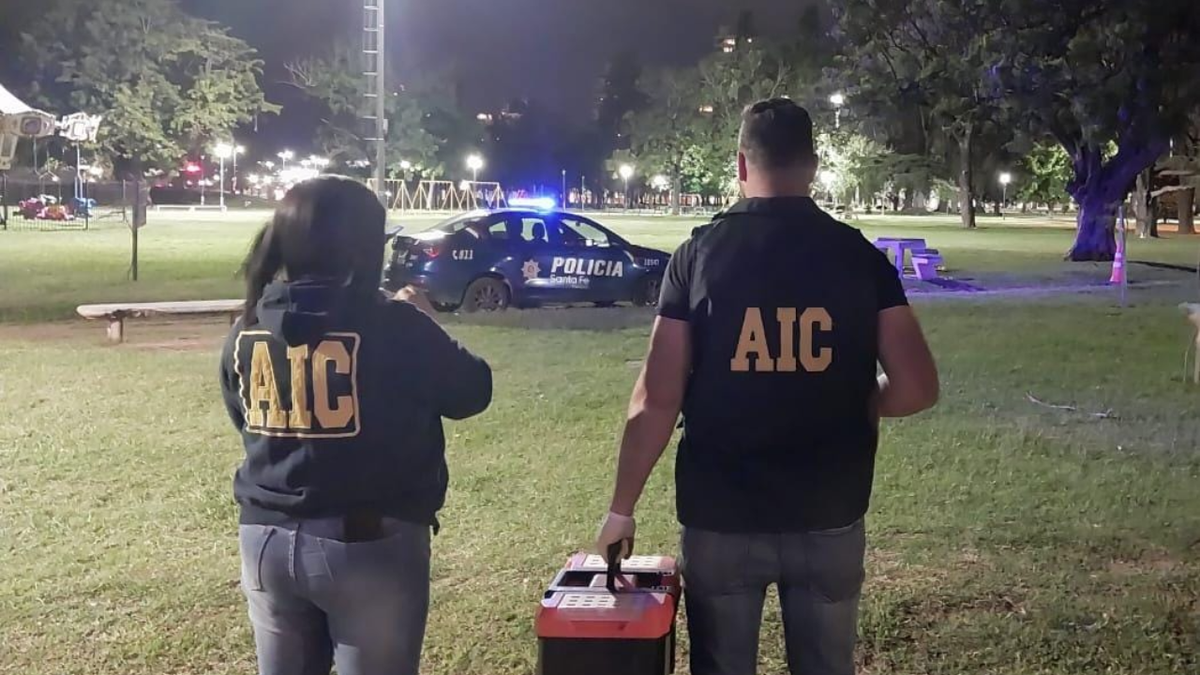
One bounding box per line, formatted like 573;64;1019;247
730;308;833;373
550;257;624;277
239;331;362;438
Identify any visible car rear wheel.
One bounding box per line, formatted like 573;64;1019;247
462;277;510;313
632;275;662;308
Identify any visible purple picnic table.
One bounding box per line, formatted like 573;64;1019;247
874;238;927;276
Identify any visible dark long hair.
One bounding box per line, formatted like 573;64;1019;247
241;176;386;323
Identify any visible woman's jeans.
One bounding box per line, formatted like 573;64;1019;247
238;518;431;675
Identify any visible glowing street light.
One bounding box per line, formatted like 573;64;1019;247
619;164;635;209
829;92;846;129
213;142;235;209
277;150;294;172
399;160;413;171
466;154;485;182
999;171;1013;218
233;145;245;193
309;155;330;170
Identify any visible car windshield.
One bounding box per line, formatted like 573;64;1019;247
560;216;618;247
433;212;489;234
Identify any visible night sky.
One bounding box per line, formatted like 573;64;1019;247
181;0;806;152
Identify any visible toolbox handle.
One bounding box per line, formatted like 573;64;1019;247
605;540;627;593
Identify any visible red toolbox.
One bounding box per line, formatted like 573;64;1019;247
536;552;681;675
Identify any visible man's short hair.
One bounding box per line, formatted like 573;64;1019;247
739;98;817;170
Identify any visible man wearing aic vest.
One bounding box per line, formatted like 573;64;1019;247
596;99;939;675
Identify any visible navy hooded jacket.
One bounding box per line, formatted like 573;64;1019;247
219;278;493;526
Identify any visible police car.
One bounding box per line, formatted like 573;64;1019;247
384;204;671;312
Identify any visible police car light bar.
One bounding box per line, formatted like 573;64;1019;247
509;197;557;211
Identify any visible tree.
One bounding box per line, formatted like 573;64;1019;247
21;0;275;175
627;69;705;214
691;46;794;191
993;0;1200;260
834;0;1006;229
1017;144;1074;211
817;130;889;207
286;46;470;179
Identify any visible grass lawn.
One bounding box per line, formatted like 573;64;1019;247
1;209;1199;674
1;209;1198;322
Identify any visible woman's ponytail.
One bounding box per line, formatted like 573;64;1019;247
241;223;282;325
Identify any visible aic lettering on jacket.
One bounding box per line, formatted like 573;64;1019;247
730;308;833;373
237;331;362;438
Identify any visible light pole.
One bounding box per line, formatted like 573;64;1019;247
830;92;846;130
562;169;567;208
466;154;484;183
214;142;233;209
820;170;837;205
232;145;245;193
309;155;330;172
277;150;294;173
619;164;635;210
999;172;1012;219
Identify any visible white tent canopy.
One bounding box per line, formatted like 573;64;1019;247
0;82;34;116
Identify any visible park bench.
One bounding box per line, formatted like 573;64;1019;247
153;204;228;212
77;300;243;343
911;249;945;281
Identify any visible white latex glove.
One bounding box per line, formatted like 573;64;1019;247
596;512;637;562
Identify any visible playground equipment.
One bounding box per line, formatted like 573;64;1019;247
2;82;103;228
377;179;507;212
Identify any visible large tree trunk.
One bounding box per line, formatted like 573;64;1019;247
1135;167;1159;238
1178;187;1195;235
958;130;976;229
1070;193;1119;261
1065;138;1169;261
902;189;915;212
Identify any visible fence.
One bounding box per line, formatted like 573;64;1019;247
0;174;128;231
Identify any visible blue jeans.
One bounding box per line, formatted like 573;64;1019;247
238;518;431;675
681;520;866;675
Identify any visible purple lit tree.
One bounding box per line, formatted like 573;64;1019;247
994;0;1200;260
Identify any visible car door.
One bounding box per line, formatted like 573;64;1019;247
556;215;633;302
507;212;574;303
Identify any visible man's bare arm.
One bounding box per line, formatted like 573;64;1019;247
608;316;692;516
877;306;939;418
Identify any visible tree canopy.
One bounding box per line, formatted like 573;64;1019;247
21;0;275;174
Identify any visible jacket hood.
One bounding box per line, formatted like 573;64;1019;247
256;278;351;347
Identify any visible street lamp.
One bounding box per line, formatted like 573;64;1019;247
999;172;1012;218
309;155;329;171
829;92;846;129
214;142;234;209
619;164;635;209
277;150;294;172
820;170;837;204
232;145;245;193
466;154;484;182
561;169;568;208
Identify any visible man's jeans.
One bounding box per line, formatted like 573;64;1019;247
238;518;431;675
681;519;866;675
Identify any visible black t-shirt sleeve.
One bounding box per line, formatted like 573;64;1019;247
872;248;909;311
658;239;694;321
